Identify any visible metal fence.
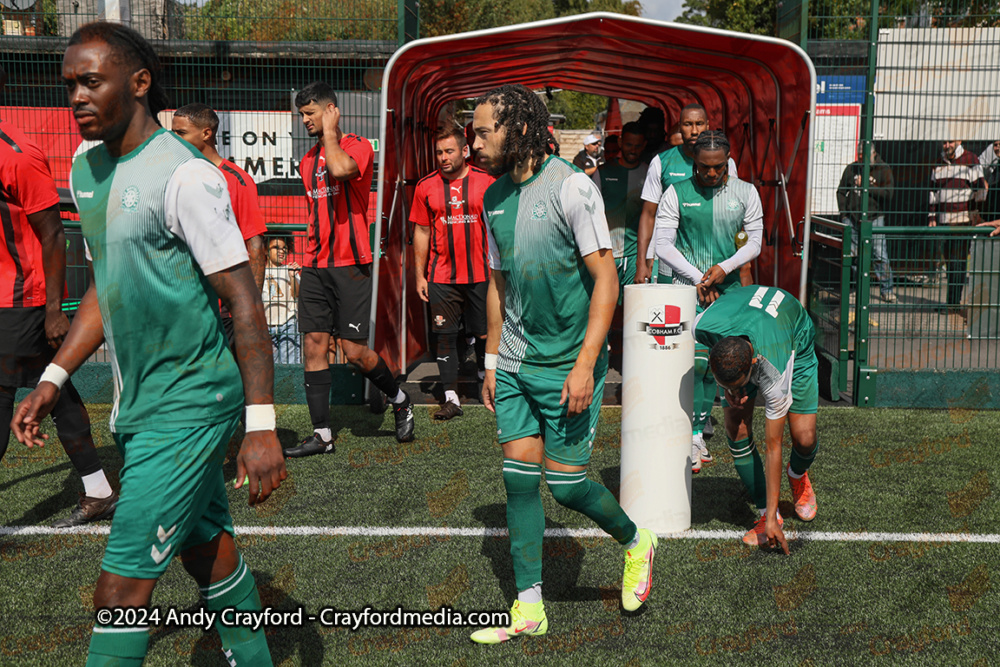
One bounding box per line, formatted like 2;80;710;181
792;0;1000;406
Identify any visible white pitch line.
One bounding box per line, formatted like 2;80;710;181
1;525;999;543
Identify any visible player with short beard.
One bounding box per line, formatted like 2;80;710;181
469;84;656;644
411;125;494;420
12;22;285;666
285;80;414;457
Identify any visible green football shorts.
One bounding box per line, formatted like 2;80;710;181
494;365;606;466
616;255;636;304
101;414;241;578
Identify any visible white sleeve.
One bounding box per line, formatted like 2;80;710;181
561;172;612;257
484;212;501;270
718;185;764;275
164;160;249;275
655;226;704;284
753;353;795;421
648;185;679;260
728;157;739;180
640;155;663;203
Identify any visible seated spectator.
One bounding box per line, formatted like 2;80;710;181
263;235;302;363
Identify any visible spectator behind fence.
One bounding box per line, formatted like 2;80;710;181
929;139;988;315
263;235;301;363
979;139;999;219
837;145;896;303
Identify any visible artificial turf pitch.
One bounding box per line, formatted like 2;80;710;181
1;404;997;665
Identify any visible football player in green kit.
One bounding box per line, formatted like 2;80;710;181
653;131;763;473
694;284;819;554
12;22;286;666
468;84;656;644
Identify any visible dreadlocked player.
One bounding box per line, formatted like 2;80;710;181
470;84;656;644
653;131;763;474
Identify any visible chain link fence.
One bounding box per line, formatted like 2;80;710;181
795;0;1000;406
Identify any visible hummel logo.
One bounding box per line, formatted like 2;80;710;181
437;356;450;362
151;523;177;564
204;182;224;198
488;210;505;216
682;202;702;207
76;190;94;199
151;544;172;564
348;322;362;332
157;524;177;543
578;186;594;200
669;172;686;177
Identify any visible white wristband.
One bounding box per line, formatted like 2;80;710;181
484;353;498;371
38;363;70;390
245;404;276;432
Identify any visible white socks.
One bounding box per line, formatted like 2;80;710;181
625;532;641;550
392;389;406;405
787;465;805;479
444;390;460;406
81;470;113;499
315;428;333;442
518;583;543;604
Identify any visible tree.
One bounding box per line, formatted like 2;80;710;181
546;89;608;129
677;0;777;35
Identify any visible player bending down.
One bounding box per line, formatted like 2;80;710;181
13;22;286;665
694;285;819;554
470;84;656;644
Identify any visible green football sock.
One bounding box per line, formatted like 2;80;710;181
545;469;638;546
503;459;545;593
693;346;715;434
789;441;818;475
200;554;273;667
86;624;149;666
728;436;767;510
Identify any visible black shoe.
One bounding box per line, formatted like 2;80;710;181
52;491;118;528
284;434;335;458
434;401;463;421
393;392;415;442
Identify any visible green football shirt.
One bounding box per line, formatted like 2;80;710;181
592;160;648;260
71;129;248;432
694;285;815;419
484;156;612;373
654;175;764;291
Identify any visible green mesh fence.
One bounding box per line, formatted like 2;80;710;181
2;2;412;365
801;0;1000;404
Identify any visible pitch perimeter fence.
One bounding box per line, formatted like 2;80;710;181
790;0;1000;408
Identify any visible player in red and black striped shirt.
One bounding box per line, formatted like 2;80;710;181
411;125;494;420
0;65;117;526
171;103;267;343
285;81;414;457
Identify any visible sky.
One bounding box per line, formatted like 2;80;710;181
639;0;686;22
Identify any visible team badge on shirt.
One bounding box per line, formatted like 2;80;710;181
121;185;140;211
531;200;548;220
727;199;741;210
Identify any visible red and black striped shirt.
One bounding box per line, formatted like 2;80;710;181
0;120;60;308
410;166;493;284
219;160;267;241
300;134;374;268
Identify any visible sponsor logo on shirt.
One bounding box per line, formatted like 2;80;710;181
308;183;341;199
439;214;480;225
682;202;702;207
531;200;548;220
76;190;94;199
121;185;140;211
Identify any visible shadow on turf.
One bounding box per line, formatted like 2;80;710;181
148;570;325;666
473;503;629;610
3;443;121;526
